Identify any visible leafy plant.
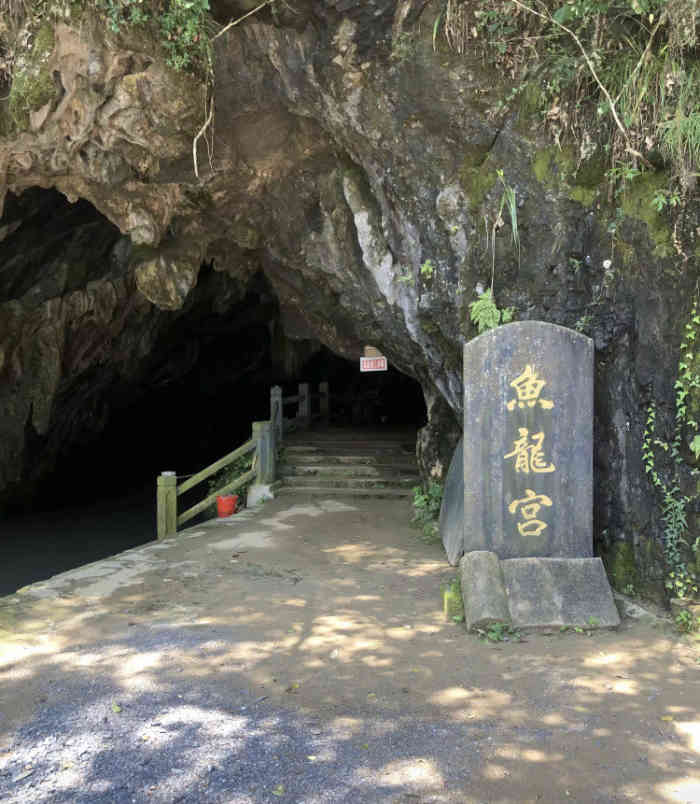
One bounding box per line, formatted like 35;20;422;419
652;188;682;213
96;0;213;72
469;289;514;334
478;622;520;642
420;259;435;280
411;481;443;542
674;609;700;634
574;313;593;334
206;452;254;510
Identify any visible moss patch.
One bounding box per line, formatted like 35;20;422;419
532;145;576;188
8;22;56;133
531;145;604;207
619;172;674;258
604;540;639;593
459;146;497;213
515;82;544;134
568;185;597;206
442;578;464;622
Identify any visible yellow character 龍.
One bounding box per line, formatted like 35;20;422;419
503;428;556;474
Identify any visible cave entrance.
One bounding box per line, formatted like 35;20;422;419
0;188;428;593
291;346;427;432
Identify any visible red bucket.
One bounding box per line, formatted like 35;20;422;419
217;494;238;517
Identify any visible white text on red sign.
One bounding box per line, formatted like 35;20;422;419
360;356;388;372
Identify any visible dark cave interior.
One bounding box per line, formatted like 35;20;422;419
0;188;427;592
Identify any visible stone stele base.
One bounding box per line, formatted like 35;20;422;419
459;552;620;631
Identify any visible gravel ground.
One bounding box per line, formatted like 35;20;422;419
1;497;698;803
0;624;498;804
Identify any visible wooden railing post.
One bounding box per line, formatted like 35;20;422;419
252;420;275;484
319;380;329;423
157;471;177;539
271;385;283;447
298;382;310;429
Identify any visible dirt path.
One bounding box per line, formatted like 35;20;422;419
0;496;698;802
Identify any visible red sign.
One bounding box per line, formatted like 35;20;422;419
360;356;388;372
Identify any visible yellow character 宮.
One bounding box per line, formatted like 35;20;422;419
508;489;553;537
506;365;554;411
503;428;556;474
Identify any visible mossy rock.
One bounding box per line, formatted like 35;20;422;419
442;579;464;622
531;145;604;207
459;145;497;213
532;145;576;188
619;172;674;258
8;22;57;133
604;540;639;593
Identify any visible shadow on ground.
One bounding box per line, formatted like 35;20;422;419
1;498;698;802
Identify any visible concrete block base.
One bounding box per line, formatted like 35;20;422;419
247;482;280;507
460;551;511;630
459;552;620;631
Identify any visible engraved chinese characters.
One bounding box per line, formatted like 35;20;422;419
463;322;593;559
504;366;555;540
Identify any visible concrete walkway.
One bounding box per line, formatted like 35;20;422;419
1;495;699;802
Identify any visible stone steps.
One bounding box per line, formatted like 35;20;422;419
284;450;416;468
281;474;417;489
276;485;414;499
279;462;418;475
277;433;419;499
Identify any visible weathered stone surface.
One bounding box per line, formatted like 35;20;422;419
459;551;511;631
502;557;621;629
0;3;698;590
132;243;203;311
464;322;593;559
439;436;464;566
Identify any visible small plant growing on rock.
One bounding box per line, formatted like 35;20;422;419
469;289;514;334
477;622;520;642
411;481;443;542
420;259;435;280
674;609;700;634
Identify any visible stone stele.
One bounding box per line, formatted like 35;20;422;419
463;321;593;559
439;437;464;566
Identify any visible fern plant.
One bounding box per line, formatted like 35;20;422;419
469;289;514;334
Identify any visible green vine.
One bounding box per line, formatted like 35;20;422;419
642;299;700;600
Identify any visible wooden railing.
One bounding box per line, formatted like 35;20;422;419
156;380;330;539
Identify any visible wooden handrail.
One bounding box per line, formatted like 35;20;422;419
157;379;329;539
178;468;257;527
177;438;256;496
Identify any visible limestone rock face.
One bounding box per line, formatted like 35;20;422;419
0;3;698;589
132;243;203;311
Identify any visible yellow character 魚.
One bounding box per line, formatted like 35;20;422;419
506;365;554;411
